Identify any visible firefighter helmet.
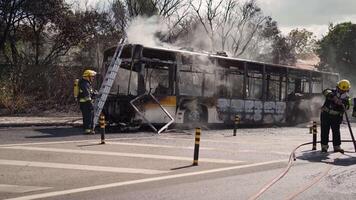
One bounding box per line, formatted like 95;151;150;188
337;79;351;91
82;70;97;77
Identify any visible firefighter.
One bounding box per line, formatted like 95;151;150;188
320;79;351;153
78;69;97;134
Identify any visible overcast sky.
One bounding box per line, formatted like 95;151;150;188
84;0;356;38
256;0;356;38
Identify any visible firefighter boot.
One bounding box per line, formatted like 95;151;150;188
321;144;329;153
333;146;344;154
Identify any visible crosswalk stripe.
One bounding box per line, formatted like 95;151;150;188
159;136;275;145
4;159;287;200
0;159;167;174
0;184;51;193
107;141;215;150
0;137;154;148
1;146;242;164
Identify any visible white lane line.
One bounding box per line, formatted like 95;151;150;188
107;141;215;150
4;159;287;200
0;159;167;175
0;184;51;193
1;146;242;164
108;142;289;155
0;137;154;148
159;137;275;145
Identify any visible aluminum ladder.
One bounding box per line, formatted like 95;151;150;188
92;38;126;130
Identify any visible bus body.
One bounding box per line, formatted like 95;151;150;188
101;44;339;127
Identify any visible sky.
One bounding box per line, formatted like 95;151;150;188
256;0;356;38
82;0;356;38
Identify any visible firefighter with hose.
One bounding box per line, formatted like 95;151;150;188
320;79;352;153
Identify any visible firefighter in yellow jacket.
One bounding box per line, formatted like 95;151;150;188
78;70;97;134
320;79;351;153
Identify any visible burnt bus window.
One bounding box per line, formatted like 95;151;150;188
246;72;263;99
311;76;322;93
112;68;138;95
145;67;169;95
266;75;283;101
215;71;229;97
280;76;287;100
288;76;309;94
288;77;296;94
228;71;244;98
203;73;215;97
179;71;203;96
302;78;310;93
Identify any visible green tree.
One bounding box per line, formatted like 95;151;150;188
288;28;316;60
271;34;296;65
316;22;356;78
0;0;107;113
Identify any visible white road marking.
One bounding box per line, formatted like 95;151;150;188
107;142;290;155
0;137;154;148
4;159;287;200
0;184;51;193
1;146;242;164
159;136;275;145
0;159;167;174
107;141;215;150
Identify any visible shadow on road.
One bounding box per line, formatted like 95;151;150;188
296;150;356;166
170;164;196;170
26;127;85;138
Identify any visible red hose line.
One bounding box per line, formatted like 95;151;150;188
248;140;355;200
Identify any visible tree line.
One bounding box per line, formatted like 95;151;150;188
0;0;355;114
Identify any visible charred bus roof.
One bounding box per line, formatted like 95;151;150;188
103;43;339;78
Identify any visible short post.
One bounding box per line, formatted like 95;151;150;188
312;121;317;150
99;113;106;144
233;115;240;136
193;127;201;166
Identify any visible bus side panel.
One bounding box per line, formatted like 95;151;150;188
216;99;231;123
244;100;263;123
136;96;177;124
262;101;287;124
216;99;287;125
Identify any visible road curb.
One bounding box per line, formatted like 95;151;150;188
0;117;82;128
0;122;82;128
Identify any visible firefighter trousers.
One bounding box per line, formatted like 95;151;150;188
80;101;94;130
320;111;342;147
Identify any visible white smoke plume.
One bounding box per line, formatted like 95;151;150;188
126;16;169;47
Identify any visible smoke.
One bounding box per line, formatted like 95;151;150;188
126;16;169;47
125;13;272;61
173;23;214;52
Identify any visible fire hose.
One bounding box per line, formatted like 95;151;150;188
249;113;356;200
248;139;356;200
343;111;356;152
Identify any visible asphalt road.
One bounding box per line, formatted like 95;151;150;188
0;125;355;200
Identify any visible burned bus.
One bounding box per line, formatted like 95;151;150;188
100;43;339;129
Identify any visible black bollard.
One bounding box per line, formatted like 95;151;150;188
233;115;240;136
193;128;201;166
312;121;317;150
100;113;106;144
